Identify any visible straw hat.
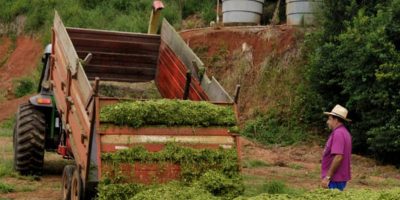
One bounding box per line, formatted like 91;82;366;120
323;104;351;122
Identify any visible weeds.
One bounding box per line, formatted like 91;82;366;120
0;159;14;178
241;111;308;146
0;182;14;193
13;77;35;97
243;160;270;168
0;116;15;137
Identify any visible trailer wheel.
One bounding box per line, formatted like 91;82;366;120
13;103;46;175
62;165;75;200
71;168;83;200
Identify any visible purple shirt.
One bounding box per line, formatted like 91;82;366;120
321;125;352;181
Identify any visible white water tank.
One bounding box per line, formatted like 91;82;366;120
286;0;322;26
222;0;266;24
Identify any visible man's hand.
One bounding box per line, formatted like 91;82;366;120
321;177;330;188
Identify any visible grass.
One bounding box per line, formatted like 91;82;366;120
243;159;270;168
0;153;14;178
0;182;14;193
240;113;309;146
0;116;15;137
242;175;304;197
288;163;304;170
0;0;217;44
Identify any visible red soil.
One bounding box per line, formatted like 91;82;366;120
180;26;296;67
0;36;42;121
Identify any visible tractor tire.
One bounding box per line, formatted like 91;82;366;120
13;103;46;175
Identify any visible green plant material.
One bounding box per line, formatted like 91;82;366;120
194;170;244;200
288;163;303;170
241;111;308;146
100;99;236;128
130;181;219;200
0;0;216;38
243;160;270;168
0;159;14;178
0;116;15;137
101;143;240;183
13;77;35;97
99;143;242;200
261;180;287;194
304;0;400;164
0;182;15;193
97;182;145;200
234;188;400;200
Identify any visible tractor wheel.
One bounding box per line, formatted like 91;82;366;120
13;103;46;175
62;165;76;200
71;168;83;200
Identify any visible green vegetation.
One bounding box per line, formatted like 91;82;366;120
13;76;35;97
101;143;240;182
0;182;14;193
260;180;295;195
302;0;400;164
0;0;216;43
99;143;243;199
97;183;145;200
130;182;218;200
100;99;236;128
241;112;308;146
243;160;270;168
0;159;13;178
0;116;15;137
234;188;400;200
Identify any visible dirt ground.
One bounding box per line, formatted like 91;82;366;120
180;25;296;67
0;36;41;99
241;138;400;192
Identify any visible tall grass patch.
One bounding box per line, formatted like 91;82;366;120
0;116;15;137
0;182;15;193
241;111;308;146
0;0;217;42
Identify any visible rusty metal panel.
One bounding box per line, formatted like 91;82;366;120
160;19;233;103
52;12;93;182
54;12;91;101
156;41;209;101
67;27;161;82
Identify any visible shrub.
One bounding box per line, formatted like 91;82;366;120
13;77;35;97
303;0;400;164
241;111;308;146
0;182;15;193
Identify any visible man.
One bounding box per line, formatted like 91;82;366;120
321;104;352;191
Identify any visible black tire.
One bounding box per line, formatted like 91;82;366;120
71;168;83;200
13;103;46;175
62;165;76;200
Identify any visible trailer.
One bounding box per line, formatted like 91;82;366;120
13;12;240;200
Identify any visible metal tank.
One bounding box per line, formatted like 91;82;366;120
222;0;265;24
286;0;322;26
